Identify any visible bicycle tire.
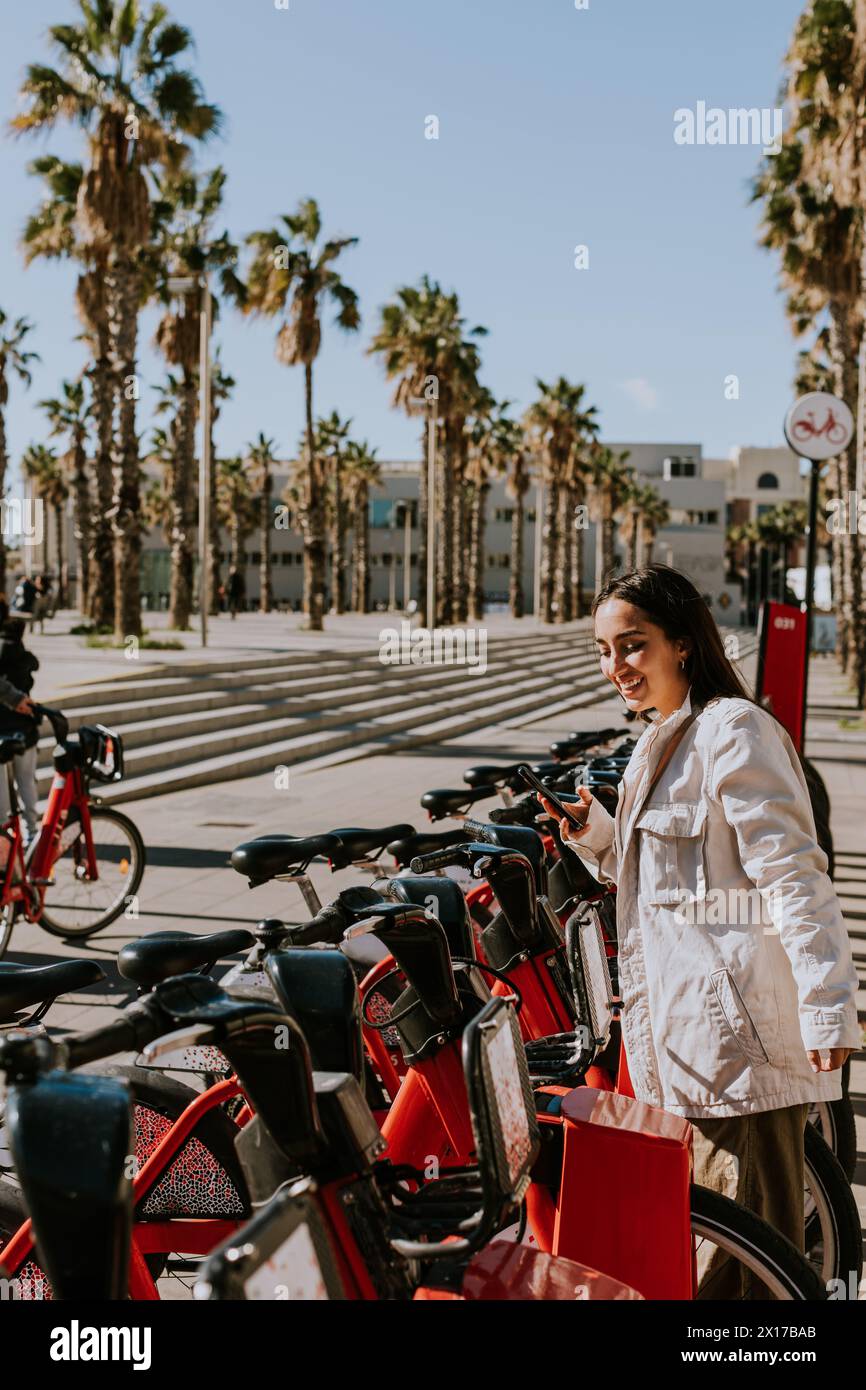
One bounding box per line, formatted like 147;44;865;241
37;806;146;938
810;1093;857;1183
803;1121;862;1284
0;902;15;960
690;1183;827;1300
0;1066;250;1299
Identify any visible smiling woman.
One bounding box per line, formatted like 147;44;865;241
550;563;861;1297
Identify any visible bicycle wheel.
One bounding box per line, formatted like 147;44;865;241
803;1121;862;1284
37;806;145;939
0;1065;249;1298
690;1184;827;1300
809;1083;857;1183
0;902;15;960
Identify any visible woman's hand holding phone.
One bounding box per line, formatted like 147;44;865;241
538;785;594;843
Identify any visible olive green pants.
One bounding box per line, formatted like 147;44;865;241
691;1103;809;1300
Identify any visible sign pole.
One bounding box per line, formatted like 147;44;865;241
800;457;821;749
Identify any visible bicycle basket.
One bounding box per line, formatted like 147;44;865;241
79;724;124;783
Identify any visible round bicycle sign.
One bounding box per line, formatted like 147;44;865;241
784;391;854;460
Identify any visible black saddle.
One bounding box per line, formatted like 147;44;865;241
386;828;469;867
0;960;105;1023
117;929;255;990
421;786;498;820
463;763;527;791
231;834;343;886
327;825;415;868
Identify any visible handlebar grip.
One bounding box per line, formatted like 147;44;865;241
409;848;464;873
64;1005;158;1069
285;901;349;946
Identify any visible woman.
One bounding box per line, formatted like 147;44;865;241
541;564;860;1298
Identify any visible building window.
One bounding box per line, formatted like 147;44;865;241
493;507;514;523
757;472;779;489
663;456;696;479
486;553;510;568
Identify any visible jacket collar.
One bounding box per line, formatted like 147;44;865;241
617;686;695;860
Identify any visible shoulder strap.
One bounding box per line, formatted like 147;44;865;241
643;710;699;803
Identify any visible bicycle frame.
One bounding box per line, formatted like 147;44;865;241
0;763;97;922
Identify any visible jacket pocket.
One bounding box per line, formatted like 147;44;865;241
709;968;770;1068
635;801;707;906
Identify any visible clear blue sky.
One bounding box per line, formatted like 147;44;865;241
0;0;807;480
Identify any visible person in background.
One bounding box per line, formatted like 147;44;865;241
11;574;36;621
0;617;40;843
226;566;245;620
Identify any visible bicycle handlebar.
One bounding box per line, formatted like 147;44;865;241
281;901;349;947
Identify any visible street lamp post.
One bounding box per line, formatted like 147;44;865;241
167;272;212;648
393;499;412;608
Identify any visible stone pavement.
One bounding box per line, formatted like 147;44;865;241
3;636;864;1289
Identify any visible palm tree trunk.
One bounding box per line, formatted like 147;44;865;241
88;347;116;627
54;502;66;604
259;467;273;613
303;362;326;631
332;461;346;615
109;257;143;641
208;403;221;615
469;481;488;621
72;436;91;614
436;422;454;626
509;483;525;618
451;435;469;624
356;485;370;613
416;425;428;626
569;485;584;618
554;483;572;622
169;378;196;629
829;300;864;698
540;471;558;623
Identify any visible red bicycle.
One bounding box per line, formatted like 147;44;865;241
0;707;145;956
791;407;849;445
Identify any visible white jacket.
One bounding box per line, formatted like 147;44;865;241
569;690;861;1118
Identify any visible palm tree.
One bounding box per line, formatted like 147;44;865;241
215;456;256;578
343;441;380;613
0;313;39;594
314;411;352;614
500;414;530;619
208;352;234;612
525;378;599;623
590;446;633;592
465;388;499;622
247;433;279;613
638;488;670;569
752;2;865;694
38;378;91;613
245;199;360;630
618;475;647;571
368;277;486;625
13;1;222;640
152;371;195;629
21;154;114;624
149;166;245;628
21;443;65;584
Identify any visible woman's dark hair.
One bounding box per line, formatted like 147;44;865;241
591;563;754;721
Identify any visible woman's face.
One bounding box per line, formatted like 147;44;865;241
594;598;690;718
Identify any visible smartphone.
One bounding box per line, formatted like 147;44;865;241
516;764;589;831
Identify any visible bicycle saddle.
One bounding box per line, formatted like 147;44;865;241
386;828;469;867
420;786;498;820
0;960;106;1023
462;763;527;790
230;834;343;885
326;825;416;868
117;929;255;990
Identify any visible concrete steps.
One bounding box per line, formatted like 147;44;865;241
37;627;758;803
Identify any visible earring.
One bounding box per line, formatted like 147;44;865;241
680;659;686;671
